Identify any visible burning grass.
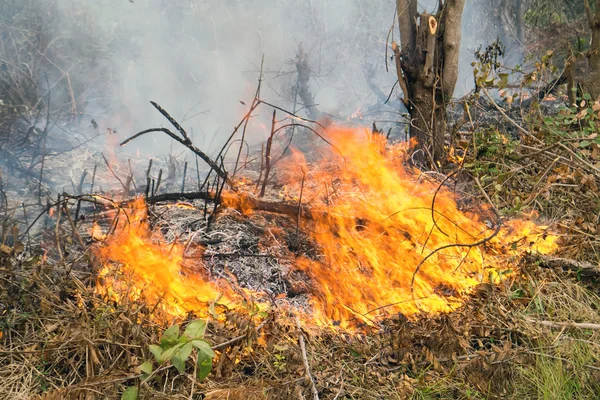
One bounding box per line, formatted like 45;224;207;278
92;126;557;332
2;247;599;399
1;122;598;399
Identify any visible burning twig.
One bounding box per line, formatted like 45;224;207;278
410;217;502;296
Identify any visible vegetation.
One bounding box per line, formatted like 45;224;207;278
1;0;600;399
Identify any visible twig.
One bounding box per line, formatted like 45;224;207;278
37;133;47;205
234;57;264;176
145;159;153;199
211;319;269;351
296;168;306;237
101;153;128;194
77;169;88;195
55;194;64;262
295;316;319;400
260;110;277;197
410;210;502;294
196;156;201;191
62;203;85;248
474;176;495;211
522;156;559;206
90;164;97;193
121;117;235;190
529;254;600;278
181;161;188;193
525;318;600;331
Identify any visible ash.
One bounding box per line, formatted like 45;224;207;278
148;199;314;310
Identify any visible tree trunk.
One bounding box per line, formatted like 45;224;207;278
582;0;600;99
394;0;466;166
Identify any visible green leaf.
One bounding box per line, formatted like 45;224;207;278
149;345;163;362
579;140;591;148
192;339;215;359
349;348;362;358
160;342;185;363
183;320;207;340
171;342;193;374
197;353;213;381
273;344;289;352
121;386;138;400
583;93;592;100
160;325;180;349
139;361;153;375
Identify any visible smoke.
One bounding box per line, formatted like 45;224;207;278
47;0;395;157
12;0;514;158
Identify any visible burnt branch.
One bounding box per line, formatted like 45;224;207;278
259;110;277;198
120;110;236;191
294;44;321;120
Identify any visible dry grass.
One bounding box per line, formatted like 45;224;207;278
2;100;600;398
2;241;599;399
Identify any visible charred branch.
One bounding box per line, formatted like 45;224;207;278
121;103;236;191
295;44;321;120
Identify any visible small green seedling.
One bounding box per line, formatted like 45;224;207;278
121;320;215;400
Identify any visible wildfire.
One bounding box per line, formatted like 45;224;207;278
93;125;557;330
278;126;557;328
94;199;242;320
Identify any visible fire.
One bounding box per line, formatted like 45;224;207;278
90;222;106;241
278;126;557;328
93;125;557;330
94;199;242;320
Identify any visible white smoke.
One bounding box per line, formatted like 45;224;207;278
40;0;514;158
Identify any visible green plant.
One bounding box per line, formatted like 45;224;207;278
148;320;215;379
121;320;215;400
541;92;600;148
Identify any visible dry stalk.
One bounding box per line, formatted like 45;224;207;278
295;316;319;400
260;110;277;198
525;318;600;331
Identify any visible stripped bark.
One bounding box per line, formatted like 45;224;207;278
394;0;466;165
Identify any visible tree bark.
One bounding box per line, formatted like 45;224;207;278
394;0;466;166
582;0;600;99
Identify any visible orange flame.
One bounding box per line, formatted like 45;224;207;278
94;199;242;320
279;126;557;328
94;125;557;330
